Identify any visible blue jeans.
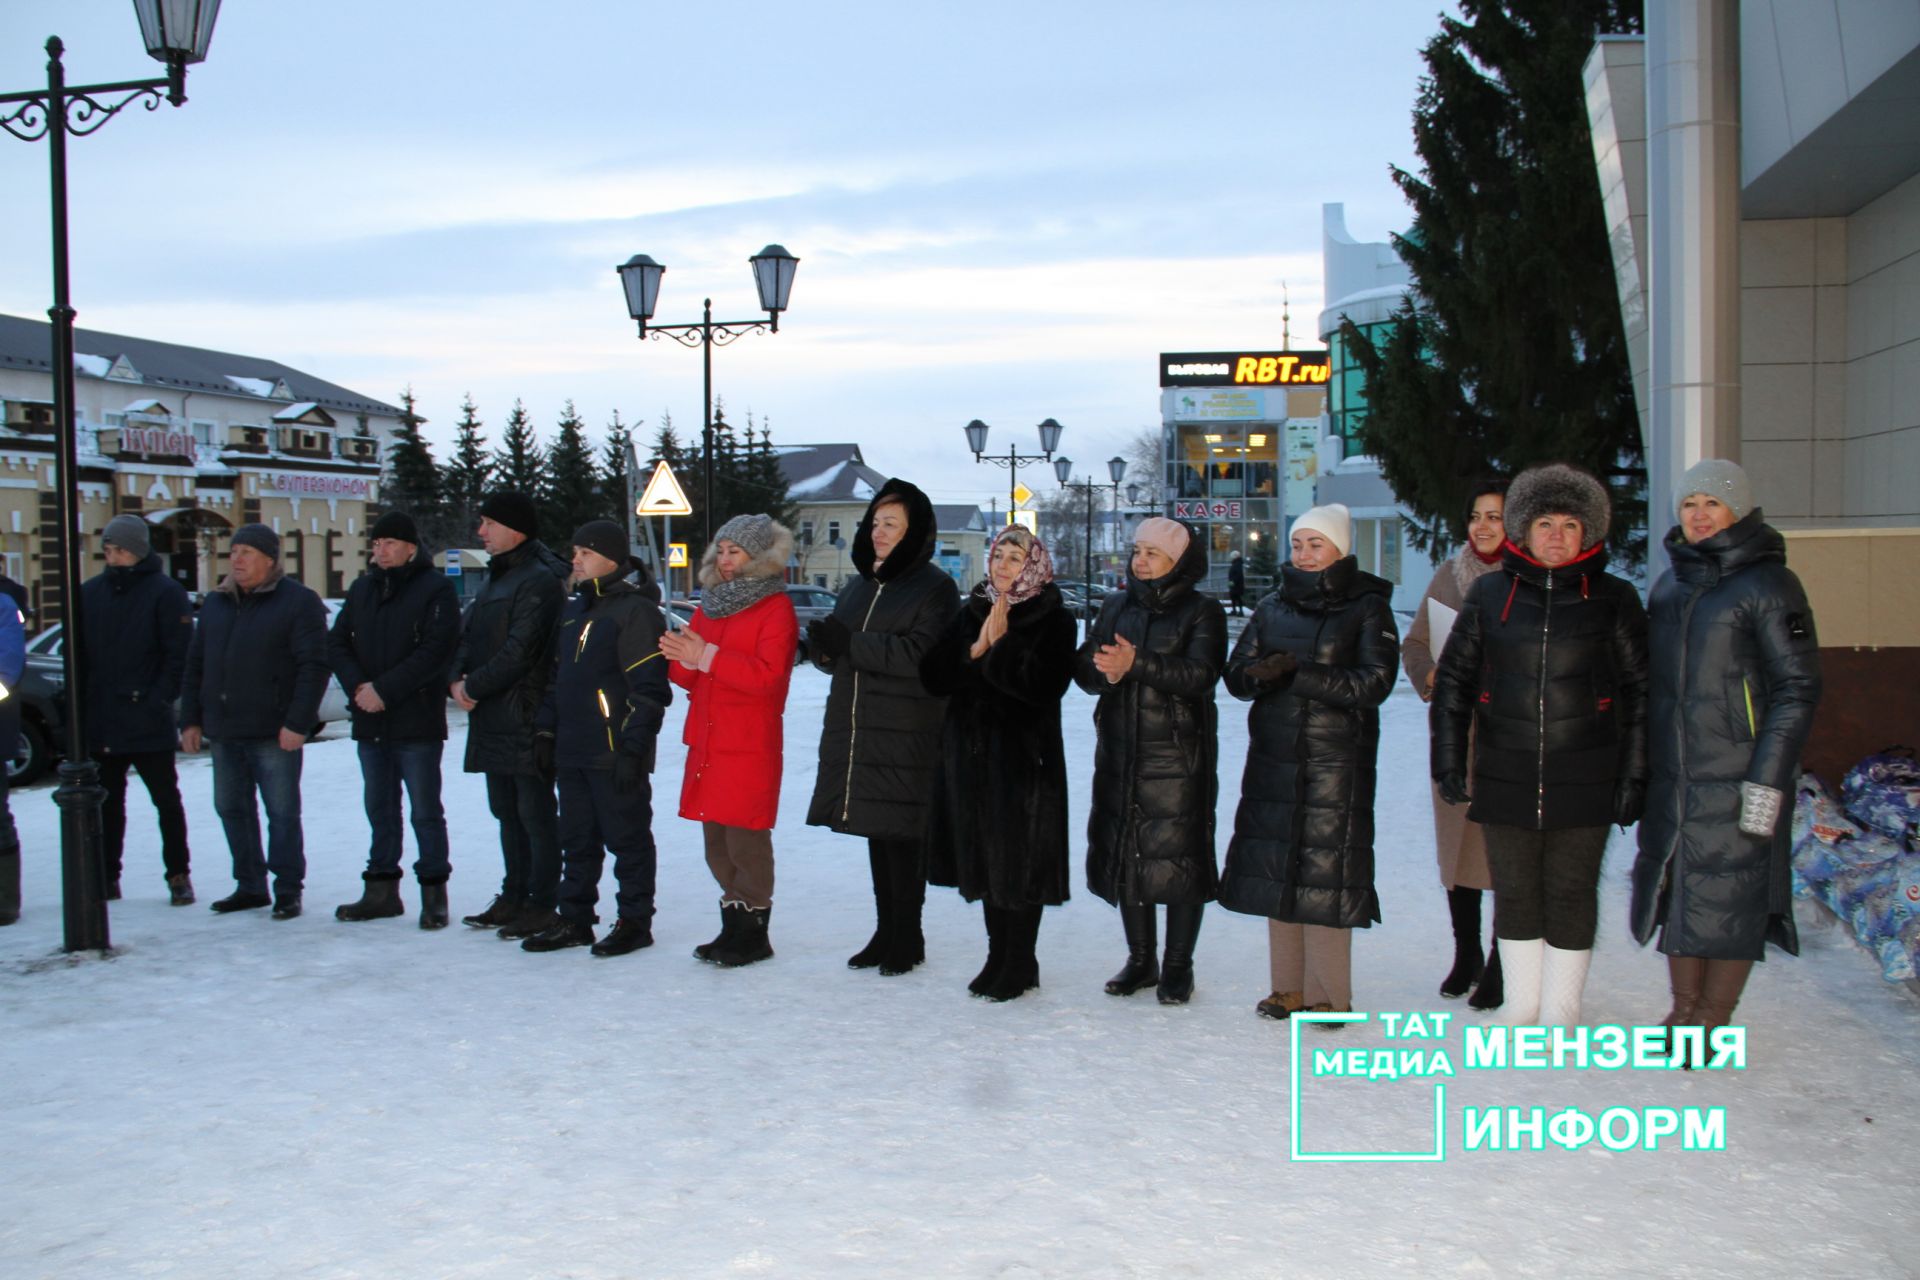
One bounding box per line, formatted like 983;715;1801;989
358;740;450;882
211;738;305;899
485;771;561;909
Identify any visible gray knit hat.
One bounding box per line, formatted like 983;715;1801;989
1504;463;1611;551
713;513;776;558
231;522;281;560
1676;458;1753;520
102;514;151;560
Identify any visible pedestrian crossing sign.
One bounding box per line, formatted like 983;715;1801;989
667;543;688;568
637;460;693;516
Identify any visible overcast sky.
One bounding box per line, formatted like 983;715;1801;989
1;1;1445;512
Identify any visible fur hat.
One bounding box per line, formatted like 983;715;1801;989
1676;458;1753;521
1503;463;1611;551
1290;503;1352;556
103;514;151;560
1132;516;1191;563
231;522;280;560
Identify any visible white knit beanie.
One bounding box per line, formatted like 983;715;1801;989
1290;504;1352;556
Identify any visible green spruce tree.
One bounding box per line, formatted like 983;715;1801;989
385;386;442;534
541;399;604;543
600;409;635;519
493;398;546;505
1340;0;1646;563
439;394;492;547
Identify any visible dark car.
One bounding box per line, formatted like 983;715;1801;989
11;652;67;786
785;585;837;665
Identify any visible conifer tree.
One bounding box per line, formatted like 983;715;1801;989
493;398;546;501
541;399;604;544
439;394;492;546
385;386;442;530
600;409;635;518
1340;0;1646;563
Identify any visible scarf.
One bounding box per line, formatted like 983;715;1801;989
700;568;785;619
1449;541;1503;599
984;525;1055;605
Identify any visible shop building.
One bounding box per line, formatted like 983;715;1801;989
0;315;401;622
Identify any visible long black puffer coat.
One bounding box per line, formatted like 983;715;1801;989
1630;512;1821;960
1431;541;1649;830
1073;530;1226;906
455;537;570;776
806;479;961;840
921;583;1078;907
1217;556;1398;928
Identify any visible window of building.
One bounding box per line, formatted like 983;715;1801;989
827;520;841;547
1327;324;1396;461
1349;514;1405;585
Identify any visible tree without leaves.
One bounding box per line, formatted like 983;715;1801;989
1340;0;1646;565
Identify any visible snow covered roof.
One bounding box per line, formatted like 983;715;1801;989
932;504;989;533
777;443;890;504
0;313;404;419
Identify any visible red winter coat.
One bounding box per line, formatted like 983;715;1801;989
669;591;799;830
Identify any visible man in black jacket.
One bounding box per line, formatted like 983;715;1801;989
328;511;462;928
450;492;569;939
520;520;670;956
181;523;331;919
82;514;195;905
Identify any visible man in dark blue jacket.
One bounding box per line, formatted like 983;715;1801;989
82;515;195;905
520;520;670;956
0;586;22;926
327;511;461;929
181;523;330;919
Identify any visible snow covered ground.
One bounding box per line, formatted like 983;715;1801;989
3;670;1916;1279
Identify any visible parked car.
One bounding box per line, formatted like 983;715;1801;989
10;652;67;785
785;585;837;666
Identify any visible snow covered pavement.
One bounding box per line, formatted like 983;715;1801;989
3;673;1915;1278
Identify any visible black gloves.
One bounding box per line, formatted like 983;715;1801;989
1245;651;1299;688
1612;779;1646;828
614;746;651;791
1437;772;1470;806
809;616;851;662
532;733;556;781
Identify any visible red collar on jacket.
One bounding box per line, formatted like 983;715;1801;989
1498;538;1603;619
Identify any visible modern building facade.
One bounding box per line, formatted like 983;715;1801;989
0;316;402;622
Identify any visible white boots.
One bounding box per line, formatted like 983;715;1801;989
1538;944;1593;1026
1497;937;1545;1025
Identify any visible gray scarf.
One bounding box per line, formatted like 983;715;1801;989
700;570;785;619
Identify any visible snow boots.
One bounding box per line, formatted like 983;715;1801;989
1468;939;1504;1010
694;899;733;962
591;917;653;957
1257;991;1304;1020
971;903;1008;996
210;889;271;914
1156;904;1204;1006
1104;903;1159;996
418;881;449;931
1537;944;1592;1026
461;894;517;929
271;894;302;921
709;902;773;967
1496;936;1546;1025
167;872;195;907
335;871;405;922
521;917;594;952
847;843;889;969
981;905;1042;1002
497;904;560;941
1440;886;1485;998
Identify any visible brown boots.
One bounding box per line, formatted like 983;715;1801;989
1659;954;1754;1065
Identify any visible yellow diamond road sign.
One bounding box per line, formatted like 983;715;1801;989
637;460;693;516
1011;482;1034;508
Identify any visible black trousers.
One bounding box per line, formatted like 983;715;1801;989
1483;824;1610;950
97;750;190;881
484;771;561;909
556;765;657;926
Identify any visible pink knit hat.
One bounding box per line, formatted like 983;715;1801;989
1132;517;1191;563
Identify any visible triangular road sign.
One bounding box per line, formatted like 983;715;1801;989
637;460;693;516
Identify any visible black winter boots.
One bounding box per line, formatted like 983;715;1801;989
335;872;406;922
1468;939;1504;1010
462;894;517;929
1156;904;1205;1005
418;881;449;930
497;905;560;941
848;843;890;968
271;894;302;920
210;889;271;914
0;847;19;926
1440;886;1485;998
521;917;595;952
591;917;653;956
1105;904;1160;996
980;905;1042;1002
709;903;773;967
167;872;195;907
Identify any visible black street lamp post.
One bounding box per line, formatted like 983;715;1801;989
964;418;1063;518
1053;455;1128;625
1;1;223;954
617;246;799;547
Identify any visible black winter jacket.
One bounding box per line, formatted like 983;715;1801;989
1218;557;1398;928
328;555;461;744
540;569;671;771
1073;532;1227;906
455;538;569;776
806;479;962;840
1431;541;1649;830
921;583;1078;907
182;571;331;741
1630;513;1821;959
80;553;193;755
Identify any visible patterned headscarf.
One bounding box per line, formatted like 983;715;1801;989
984;524;1054;605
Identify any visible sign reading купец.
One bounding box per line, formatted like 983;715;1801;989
1159;351;1332;387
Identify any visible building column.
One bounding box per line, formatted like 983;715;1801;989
1646;0;1741;565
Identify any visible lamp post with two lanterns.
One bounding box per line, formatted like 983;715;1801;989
1053;455;1127;625
963;418;1063;521
1;0;224;954
616;246;799;548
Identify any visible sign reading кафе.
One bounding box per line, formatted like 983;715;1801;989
1160;351;1331;387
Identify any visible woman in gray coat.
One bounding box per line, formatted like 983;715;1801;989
1630;460;1821;1049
